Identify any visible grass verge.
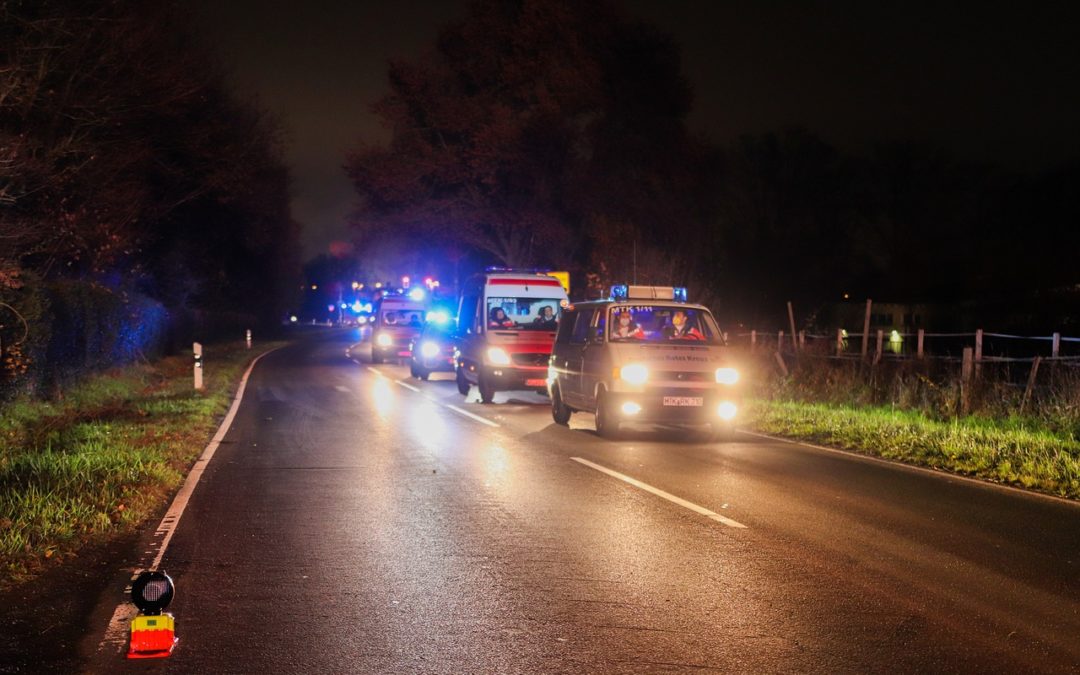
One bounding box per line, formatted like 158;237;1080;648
0;341;285;587
744;399;1080;499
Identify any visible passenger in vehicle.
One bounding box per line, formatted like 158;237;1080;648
611;309;645;339
663;310;703;340
533;305;558;329
489;307;514;328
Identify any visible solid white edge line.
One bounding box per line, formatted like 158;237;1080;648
570;457;747;529
446;404;500;427
737;429;1080;508
97;345;284;655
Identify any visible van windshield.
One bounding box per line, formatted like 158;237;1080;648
486;297;562;331
381;309;424;327
608;305;723;344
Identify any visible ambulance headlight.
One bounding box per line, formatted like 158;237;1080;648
376;333;393;347
420;341;440;358
131;570;174;615
718;402;738;420
619;364;649;385
486;347;511;366
715;367;739;385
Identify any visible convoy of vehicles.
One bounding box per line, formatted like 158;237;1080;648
546;285;740;439
452;269;569;403
362;273;740;441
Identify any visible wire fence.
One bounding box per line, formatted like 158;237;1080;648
728;328;1080;366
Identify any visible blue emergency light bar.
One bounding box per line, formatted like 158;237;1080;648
608;285;689;302
425;310;450;324
484;266;552;274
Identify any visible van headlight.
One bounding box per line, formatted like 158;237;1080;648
376;333;393;347
420;341;440;358
486;347;511;366
715;367;739;385
619;364;649;385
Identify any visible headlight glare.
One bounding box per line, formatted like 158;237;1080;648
715;367;739;385
420;341;440;358
619;363;649;385
375;333;393;347
486;347;511;366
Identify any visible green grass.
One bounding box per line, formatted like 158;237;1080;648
0;342;285;586
744;399;1080;499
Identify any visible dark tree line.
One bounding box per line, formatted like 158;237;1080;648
348;0;1079;326
0;0;299;326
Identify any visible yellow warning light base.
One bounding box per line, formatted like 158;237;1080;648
128;613;177;659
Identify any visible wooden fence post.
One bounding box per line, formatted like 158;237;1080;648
774;351;789;377
1052;332;1060;358
975;328;983;378
917;329;925;359
861;299;872;359
750;330;756;353
778;330;784;353
787;301;798;352
874;329;884;364
961;347;973;414
798;330;805;350
1020;356;1041;416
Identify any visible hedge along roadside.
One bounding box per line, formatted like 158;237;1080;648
0;340;286;587
744;399;1080;499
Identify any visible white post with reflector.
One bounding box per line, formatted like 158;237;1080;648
245;329;252;350
193;342;203;390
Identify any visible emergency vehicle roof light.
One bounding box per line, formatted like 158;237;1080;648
673;287;688;302
609;285;629;300
485;266;552;274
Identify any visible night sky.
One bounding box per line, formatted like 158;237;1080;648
193;0;1080;260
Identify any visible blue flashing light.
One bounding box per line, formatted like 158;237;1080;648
425;310;450;324
609;284;628;300
363;302;373;313
351;301;362;313
673;287;688;303
408;288;425;301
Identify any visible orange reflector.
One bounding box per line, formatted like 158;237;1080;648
128;613;176;659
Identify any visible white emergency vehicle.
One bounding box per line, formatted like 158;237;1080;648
547;285;740;439
455;269;569;403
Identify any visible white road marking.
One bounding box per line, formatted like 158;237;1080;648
97;346;283;655
395;380;420;392
570;457;747;529
334;385;350;393
446;404;500;427
366;366;387;378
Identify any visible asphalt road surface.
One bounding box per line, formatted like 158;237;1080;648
81;331;1080;673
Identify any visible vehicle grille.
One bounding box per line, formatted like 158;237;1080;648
511;353;549;366
654;370;711;383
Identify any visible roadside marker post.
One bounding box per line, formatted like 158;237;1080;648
193;342;203;390
246;329;252;349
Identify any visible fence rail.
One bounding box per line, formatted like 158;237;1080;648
729;328;1080;364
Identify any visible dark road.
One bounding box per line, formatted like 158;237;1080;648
82;331;1080;673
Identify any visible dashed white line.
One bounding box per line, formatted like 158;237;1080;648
570;457;747;529
446;404;500;427
334;385;350;393
395;380;420;392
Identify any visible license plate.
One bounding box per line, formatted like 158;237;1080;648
525;378;546;387
663;396;703;407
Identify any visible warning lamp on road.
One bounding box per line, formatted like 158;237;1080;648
128;571;177;659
